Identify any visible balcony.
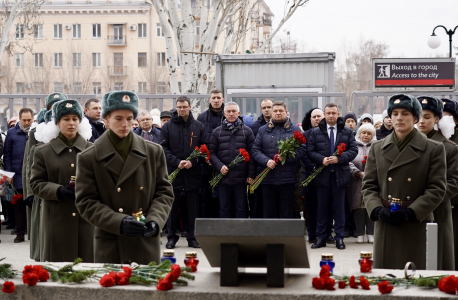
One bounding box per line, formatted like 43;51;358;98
262;17;272;26
107;36;126;46
108;66;127;76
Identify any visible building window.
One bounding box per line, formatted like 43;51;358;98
33;82;44;93
73;82;82;94
114;82;123;91
157;82;166;93
72;53;81;68
92;53;101;67
34;24;43;39
15;53;24;67
138;82;147;93
156;52;166;67
93;82;102;95
16;82;25;93
177;56;180;67
54;53;63;68
54;24;62;39
15;24;24;39
92;24;101;38
156;23;164;37
54;82;64;93
138;23;147;38
34;53;43;68
138;53;147;67
73;24;81;39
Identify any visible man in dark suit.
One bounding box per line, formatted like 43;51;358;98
306;103;358;250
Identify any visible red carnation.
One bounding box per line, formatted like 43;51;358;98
349;276;358;289
117;275;130;286
2;281;15;293
122;266;133;278
239;148;250;162
359;276;370;290
377;280;394;294
33;265;50;282
362;155;368;165
338;281;346;289
312;277;325;290
438;275;458;295
23;272;39;286
99;274;116;287
200;145;210;161
319;264;331;278
12;194;23;205
23;265;35;274
169;264;182;282
324;277;335;290
156;278;173;291
195;146;199;151
293;131;306;144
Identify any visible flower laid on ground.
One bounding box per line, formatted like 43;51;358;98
22;265;50;286
312;264;335;291
377;281;394;294
209;148;250;188
99;267;133;287
168;145;210;183
438;275;458;295
2;281;15;293
250;131;305;192
362;155;368;164
156;264;182;291
0;258;16;294
301;143;346;186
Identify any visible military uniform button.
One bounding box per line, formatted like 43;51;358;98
117;187;121;192
119;208;123;213
72;213;76;216
388;195;392;200
407;178;411;182
71;164;75;167
388;177;392;181
140;187;144;191
407;196;410;200
69;149;73;153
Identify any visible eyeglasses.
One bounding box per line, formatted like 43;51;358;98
176;106;189;110
139;118;152;122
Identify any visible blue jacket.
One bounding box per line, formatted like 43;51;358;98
85;115;106;143
4;123;29;189
250;114;268;137
209;117;256;185
252;118;305;185
306;117;358;187
133;126;162;144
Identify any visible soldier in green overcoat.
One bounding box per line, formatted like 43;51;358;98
75;91;174;265
31;99;94;262
417;96;458;270
23;93;67;260
442;98;458;270
362;94;447;270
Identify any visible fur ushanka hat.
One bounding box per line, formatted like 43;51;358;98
387;94;422;121
417;96;443;119
102;91;139;119
45;92;68;110
36;108;47;124
442;98;458;120
52;99;84;124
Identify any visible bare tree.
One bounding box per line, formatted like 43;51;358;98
0;0;46;65
149;0;307;115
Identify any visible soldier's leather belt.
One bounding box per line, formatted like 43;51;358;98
381;197;414;209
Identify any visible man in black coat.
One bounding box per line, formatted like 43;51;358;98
197;89;224;218
306;103;358;250
84;98;106;142
209;102;255;218
249;99;273;218
376;110;393;140
160;96;206;249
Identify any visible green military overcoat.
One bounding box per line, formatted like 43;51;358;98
429;130;458;270
75;131;174;265
31;134;94;263
449;130;458;270
362;130;447;270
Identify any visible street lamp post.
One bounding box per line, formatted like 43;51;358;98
427;25;458;58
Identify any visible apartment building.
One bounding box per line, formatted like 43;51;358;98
0;0;273;98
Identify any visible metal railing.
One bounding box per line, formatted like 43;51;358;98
108;66;127;76
107;36;126;46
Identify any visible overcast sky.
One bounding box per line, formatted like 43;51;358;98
264;0;457;62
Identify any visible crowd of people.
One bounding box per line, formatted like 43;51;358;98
0;89;457;271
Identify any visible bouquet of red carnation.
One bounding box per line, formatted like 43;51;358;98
209;148;250;188
362;155;368;165
9;183;23;205
168;145;210;183
250;131;306;192
301;143;346;187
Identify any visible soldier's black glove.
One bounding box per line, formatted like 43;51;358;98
390;208;417;225
25;196;34;208
372;207;391;222
143;221;159;237
120;216;147;237
57;184;75;201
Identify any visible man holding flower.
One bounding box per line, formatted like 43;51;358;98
252;101;304;219
306;103;358;250
209;102;255;218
